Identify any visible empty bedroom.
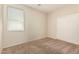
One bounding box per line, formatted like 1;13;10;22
0;4;79;54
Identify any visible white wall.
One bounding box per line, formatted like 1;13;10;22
0;5;2;53
2;5;46;48
48;5;79;44
28;7;46;41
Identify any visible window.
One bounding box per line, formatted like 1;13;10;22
7;7;24;31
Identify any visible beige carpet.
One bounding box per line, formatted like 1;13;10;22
2;37;79;54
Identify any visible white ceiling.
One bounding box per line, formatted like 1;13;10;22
26;4;67;13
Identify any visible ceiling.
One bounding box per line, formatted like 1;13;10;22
26;4;67;13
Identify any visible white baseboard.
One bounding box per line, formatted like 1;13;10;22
27;36;46;42
2;36;46;49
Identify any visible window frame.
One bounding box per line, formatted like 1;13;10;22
7;6;25;32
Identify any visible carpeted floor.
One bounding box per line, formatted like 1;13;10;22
2;37;79;54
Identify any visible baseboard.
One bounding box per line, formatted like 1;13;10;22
48;37;79;46
27;36;47;43
2;36;47;49
47;35;57;39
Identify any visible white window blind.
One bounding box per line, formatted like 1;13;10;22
7;7;24;31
